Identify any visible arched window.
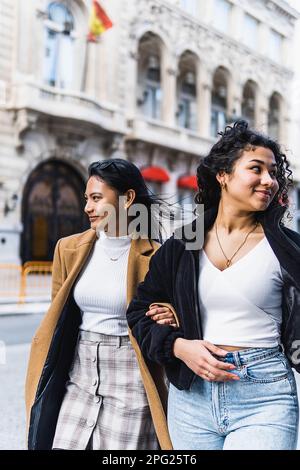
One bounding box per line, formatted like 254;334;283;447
137;33;162;120
268;92;281;140
211;67;228;137
43;2;75;89
242;80;256;127
143;55;161;119
177;52;197;131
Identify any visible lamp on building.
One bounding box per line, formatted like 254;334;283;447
63;20;73;33
246;97;255;110
185;71;195;85
176;102;184;117
148;55;160;70
137;89;149;106
270;108;280;121
218;85;227;98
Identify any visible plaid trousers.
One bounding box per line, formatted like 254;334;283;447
52;330;159;450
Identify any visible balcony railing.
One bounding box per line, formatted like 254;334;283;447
127;115;215;156
9;81;126;132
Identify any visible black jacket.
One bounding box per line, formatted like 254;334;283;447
126;205;300;390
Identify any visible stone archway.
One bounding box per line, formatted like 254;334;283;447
21;159;89;262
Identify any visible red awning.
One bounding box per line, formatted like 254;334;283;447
141;166;170;183
177;175;198;191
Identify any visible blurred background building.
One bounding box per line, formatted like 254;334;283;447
0;0;299;265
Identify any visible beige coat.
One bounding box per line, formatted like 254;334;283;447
25;229;177;449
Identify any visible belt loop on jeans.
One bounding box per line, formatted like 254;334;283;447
233;351;242;368
118;336;122;348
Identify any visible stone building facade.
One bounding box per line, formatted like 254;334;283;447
0;0;299;263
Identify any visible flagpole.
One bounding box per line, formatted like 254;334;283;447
81;37;89;92
81;0;93;93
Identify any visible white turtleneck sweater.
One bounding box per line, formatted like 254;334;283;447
73;230;131;336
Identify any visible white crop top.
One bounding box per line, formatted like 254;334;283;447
198;237;284;348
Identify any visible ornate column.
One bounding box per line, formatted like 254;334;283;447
84;41;97;97
125;47;139;118
161;45;177;126
227;79;242;121
256;89;269;133
197;65;212;138
280;98;290;144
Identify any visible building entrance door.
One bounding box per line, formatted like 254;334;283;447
21;160;89;262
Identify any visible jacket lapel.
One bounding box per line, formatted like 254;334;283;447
261;207;300;290
64;229;97;283
127;237;156;305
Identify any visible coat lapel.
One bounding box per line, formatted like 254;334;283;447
261;207;300;290
64;229;97;281
127;237;157;304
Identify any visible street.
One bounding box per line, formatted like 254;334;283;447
0;313;44;345
0;313;43;450
0;343;30;449
0;314;300;450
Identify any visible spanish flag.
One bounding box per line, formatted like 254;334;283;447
88;0;113;42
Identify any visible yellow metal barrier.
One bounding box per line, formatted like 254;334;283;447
0;262;53;303
0;264;23;299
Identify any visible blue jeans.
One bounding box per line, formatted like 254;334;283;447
168;346;299;450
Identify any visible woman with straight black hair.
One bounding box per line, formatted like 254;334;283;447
25;158;176;450
127;121;300;450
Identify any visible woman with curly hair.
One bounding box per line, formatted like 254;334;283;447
127;120;300;450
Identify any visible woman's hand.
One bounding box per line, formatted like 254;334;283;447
173;338;240;382
146;304;177;328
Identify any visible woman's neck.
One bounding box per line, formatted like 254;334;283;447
215;204;257;235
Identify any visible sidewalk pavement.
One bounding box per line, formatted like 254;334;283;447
0;302;50;316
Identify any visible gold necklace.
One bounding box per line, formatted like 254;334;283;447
101;246;130;262
215;220;259;268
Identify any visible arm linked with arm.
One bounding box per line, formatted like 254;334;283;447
127;240;184;365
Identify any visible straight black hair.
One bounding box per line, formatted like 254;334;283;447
88;158;172;241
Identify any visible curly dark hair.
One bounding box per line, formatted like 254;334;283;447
195;120;293;220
